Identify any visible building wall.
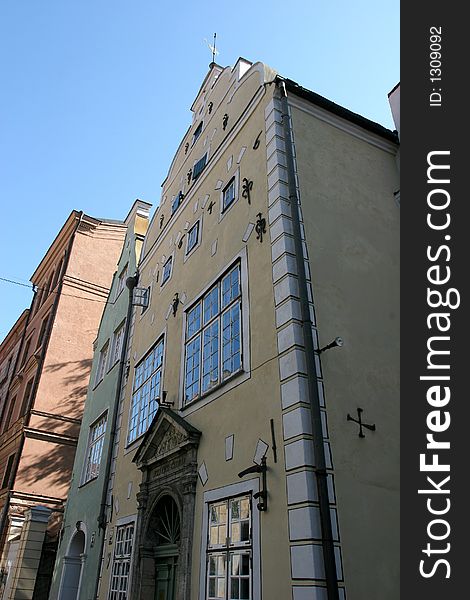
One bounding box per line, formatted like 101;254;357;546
0;213;128;600
290;97;400;599
48;201;151;600
95;59;399;600
97;62;297;600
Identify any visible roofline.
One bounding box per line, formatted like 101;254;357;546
388;81;400;97
0;309;29;350
281;77;398;144
29;211;126;283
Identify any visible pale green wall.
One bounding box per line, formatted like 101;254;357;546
291;100;400;600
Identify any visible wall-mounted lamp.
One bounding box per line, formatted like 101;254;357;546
238;456;268;511
318;337;344;354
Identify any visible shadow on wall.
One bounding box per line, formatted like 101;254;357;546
43;358;93;419
17;358;93;491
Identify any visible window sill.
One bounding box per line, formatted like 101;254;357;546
182;368;245;410
78;475;98;489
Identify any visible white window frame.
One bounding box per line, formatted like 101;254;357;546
185;217;202;260
81;411;107;484
219;169;240;221
108;515;136;600
115;264;128;301
199;479;260;600
109;321;126;369
180;249;250;414
127;336;165;446
161;255;174;288
95;342;109;386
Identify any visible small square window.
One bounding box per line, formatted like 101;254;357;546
162;257;173;285
222;178;236;212
186;222;200;255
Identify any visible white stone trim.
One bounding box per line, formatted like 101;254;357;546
199;478;261;600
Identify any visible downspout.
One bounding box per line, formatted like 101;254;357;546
0;211;83;554
277;79;340;600
93;271;138;599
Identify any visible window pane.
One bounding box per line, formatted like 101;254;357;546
223;179;236;211
187;222;199;252
185;336;201;403
203;286;219;324
222;303;241;378
221;266;240;308
187;303;201;338
162;257;172;283
202;320;219;393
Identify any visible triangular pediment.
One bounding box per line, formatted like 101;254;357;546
133;407;201;469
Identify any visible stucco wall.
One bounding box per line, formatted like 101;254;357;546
291;99;400;600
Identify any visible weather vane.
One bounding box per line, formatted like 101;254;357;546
204;33;219;63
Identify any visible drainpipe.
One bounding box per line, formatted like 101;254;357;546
277;79;340;600
93;271;138;599
0;211;83;556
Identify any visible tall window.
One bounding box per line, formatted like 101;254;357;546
184;264;241;405
193;153;207;181
20;338;32;367
1;454;15;489
36;314;50;349
206;495;252;600
82;413;107;483
109;522;134;600
110;322;126;367
161;257;173;286
115;265;128;300
20;379;34;416
128;339;164;444
171;191;184;215
192;121;203;145
95;342;109;385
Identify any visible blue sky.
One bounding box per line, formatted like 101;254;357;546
0;0;399;340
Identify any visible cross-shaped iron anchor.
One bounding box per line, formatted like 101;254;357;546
347;408;376;438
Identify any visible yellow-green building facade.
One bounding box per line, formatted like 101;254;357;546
95;59;399;600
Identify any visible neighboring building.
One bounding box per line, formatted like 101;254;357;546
86;58;400;600
0;210;128;600
48;200;151;600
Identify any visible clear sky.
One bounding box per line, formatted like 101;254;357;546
0;0;399;341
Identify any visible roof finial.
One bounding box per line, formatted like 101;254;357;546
204;33;219;65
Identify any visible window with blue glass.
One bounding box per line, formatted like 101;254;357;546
186;221;200;255
128;339;164;444
171;191;184;215
192;121;203;146
162;256;173;286
192;153;207;181
184;264;241;405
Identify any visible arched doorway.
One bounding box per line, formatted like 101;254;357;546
58;529;85;600
148;495;181;600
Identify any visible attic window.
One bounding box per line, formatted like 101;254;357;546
192;122;203;146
